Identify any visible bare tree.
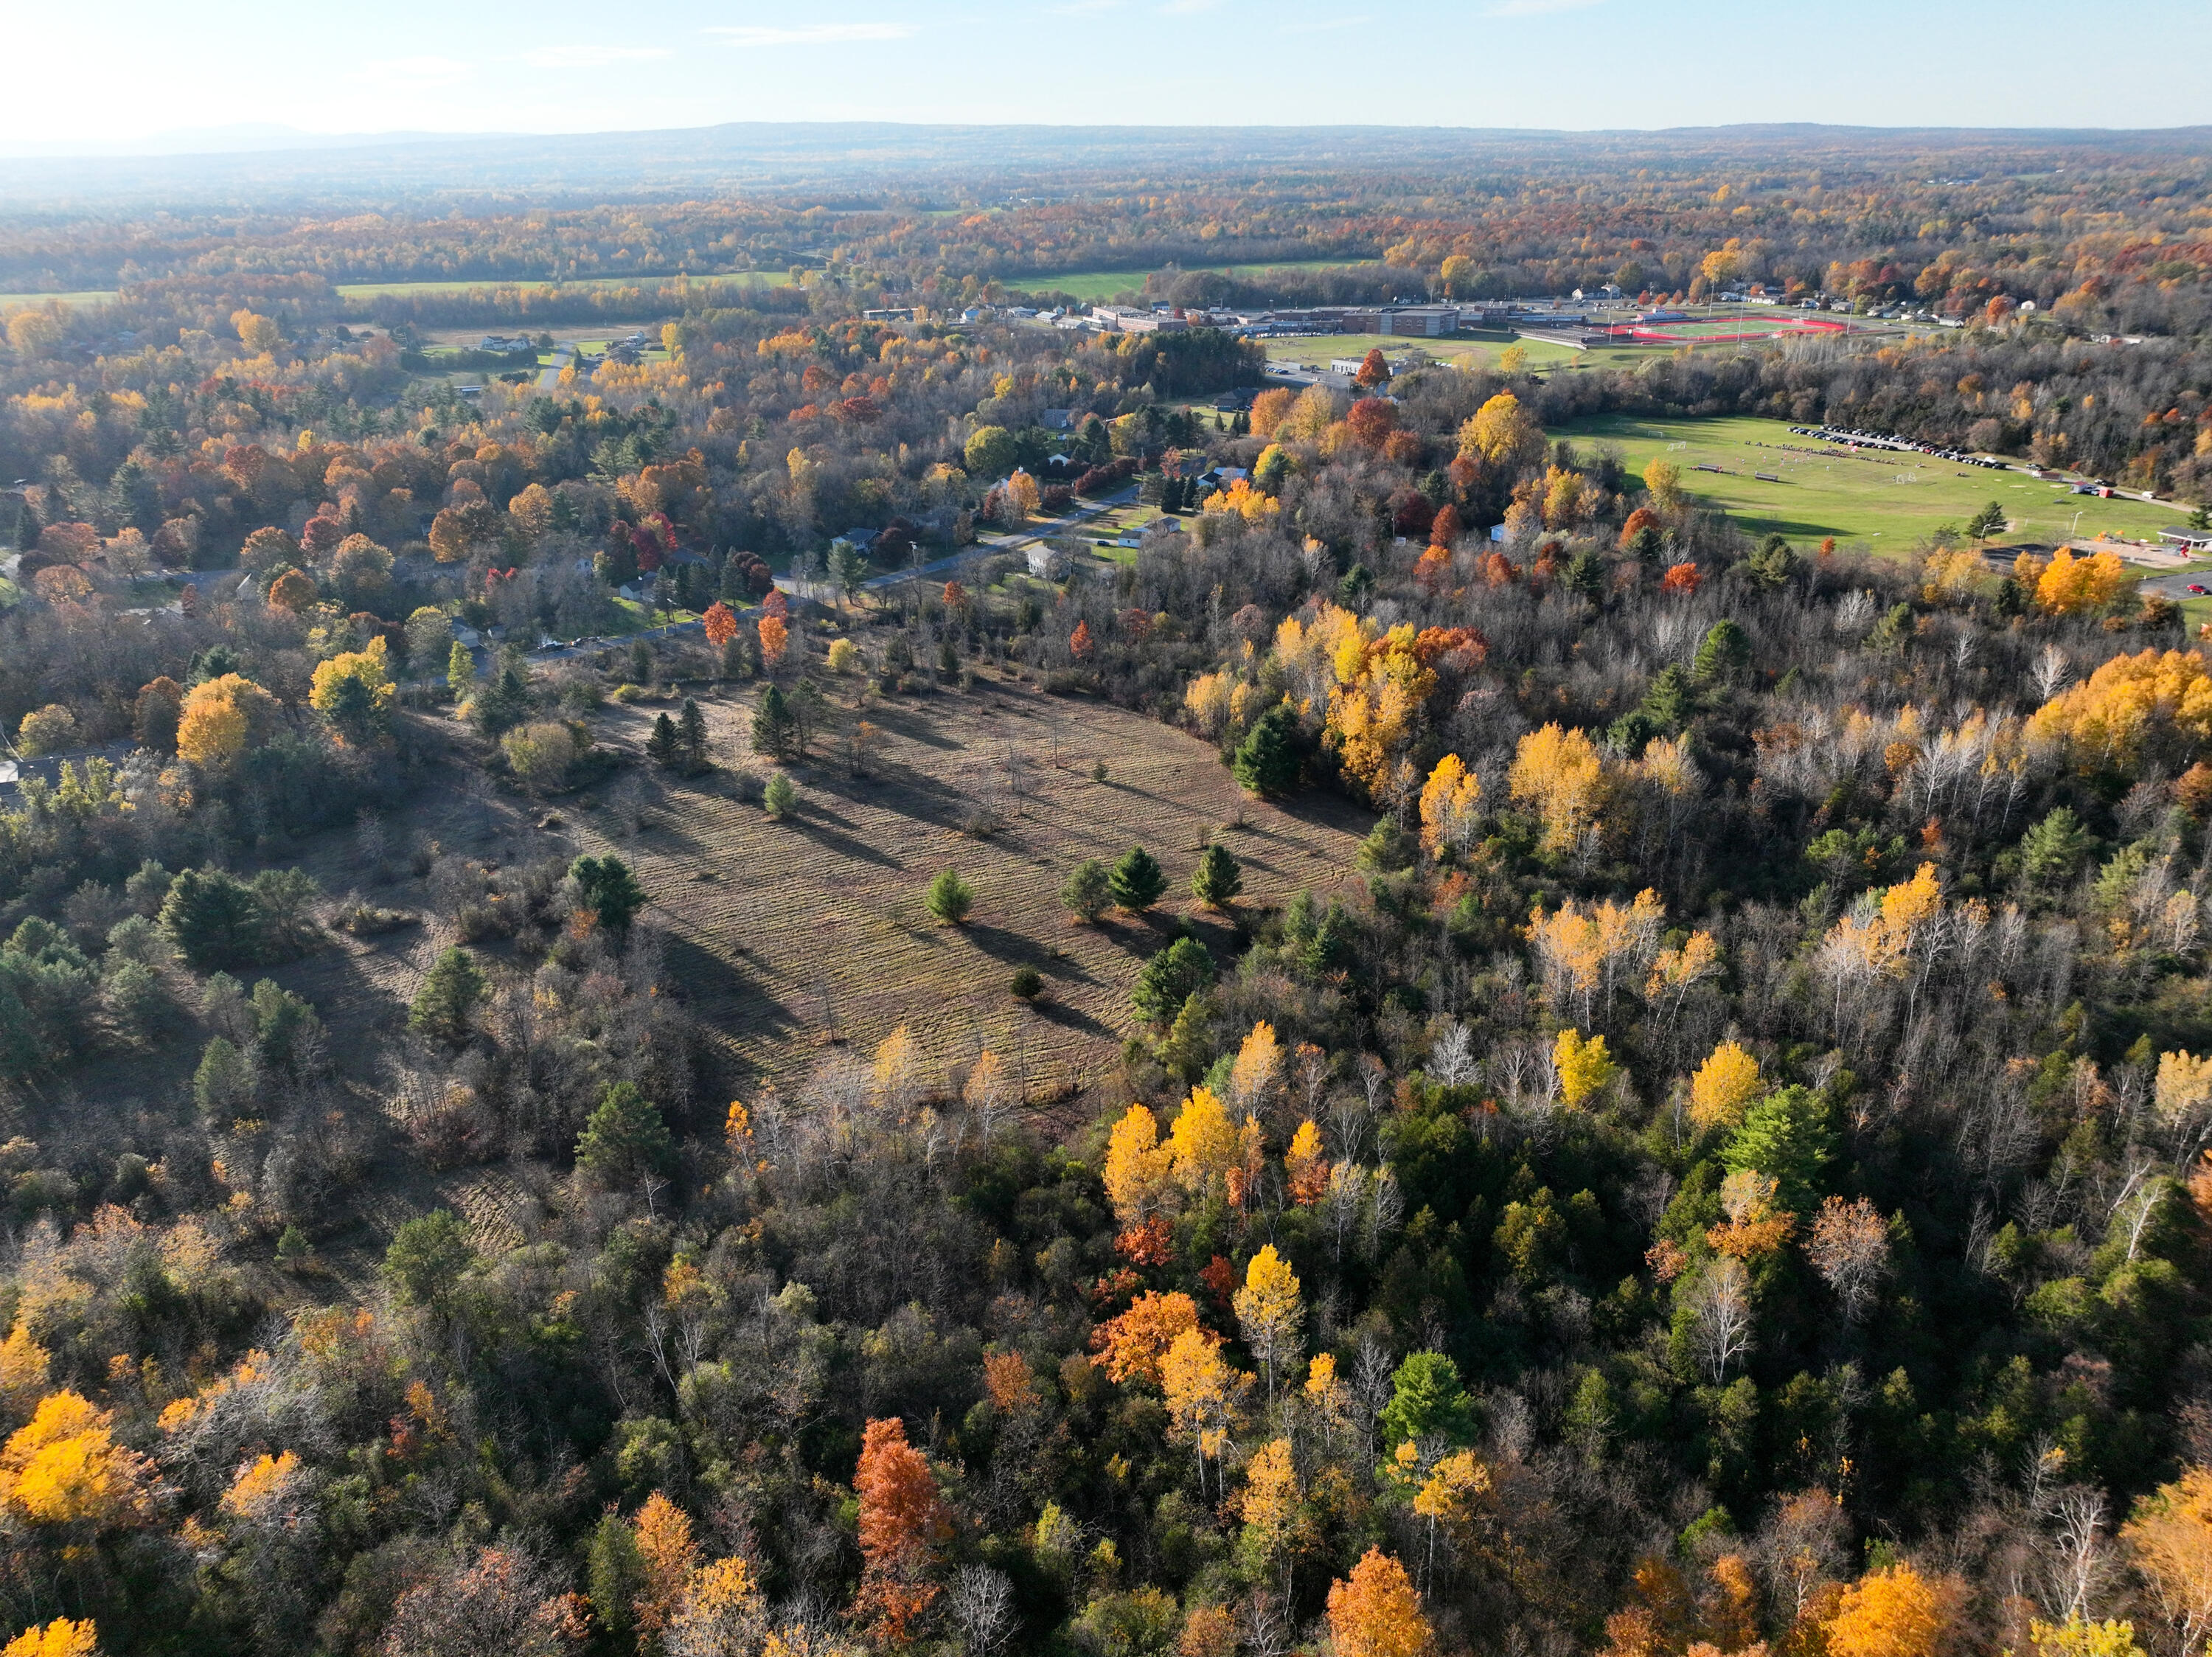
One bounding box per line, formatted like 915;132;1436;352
948;1565;1016;1657
1688;1256;1756;1384
1429;1021;1476;1088
1806;1195;1893;1322
2044;1486;2111;1624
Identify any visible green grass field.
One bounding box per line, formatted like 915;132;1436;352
1025;260;1381;302
0;290;116;310
337;272;789;299
1552;412;2191;552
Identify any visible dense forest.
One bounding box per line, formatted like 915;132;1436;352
4;131;2212;1657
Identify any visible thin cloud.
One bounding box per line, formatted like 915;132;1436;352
1284;13;1368;29
1486;0;1604;14
706;23;919;46
1051;0;1122;13
350;55;473;90
524;45;674;69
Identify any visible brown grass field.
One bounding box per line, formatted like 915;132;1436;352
571;675;1372;1116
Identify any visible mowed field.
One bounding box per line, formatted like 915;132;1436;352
567;679;1371;1114
1551;411;2192;551
1031;260;1382;302
335;271;790;299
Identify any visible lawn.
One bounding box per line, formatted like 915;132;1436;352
1025;260;1381;302
1551;411;2192;552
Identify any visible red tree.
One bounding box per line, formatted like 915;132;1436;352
1070;620;1095;661
855;1417;948;1645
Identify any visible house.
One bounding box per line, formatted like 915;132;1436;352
1040;410;1076;431
862;308;915;323
2160;527;2212;552
837;528;882;553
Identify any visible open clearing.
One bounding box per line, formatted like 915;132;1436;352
1029;260;1382;301
0;290;117;309
336;271;790;299
1551;411;2191;552
568;678;1371;1112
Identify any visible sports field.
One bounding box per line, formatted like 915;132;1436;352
1551;412;2192;552
1026;260;1381;302
1263;330;1588;372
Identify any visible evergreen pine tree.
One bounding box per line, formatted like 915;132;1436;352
408;946;487;1045
752;684;795;760
678;698;710;770
647;712;681;769
1110;845;1168;911
575;1081;673;1184
1192;843;1243;909
569;855;647;933
1232;705;1302;796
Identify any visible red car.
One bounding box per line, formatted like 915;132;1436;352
2189;584;2208;596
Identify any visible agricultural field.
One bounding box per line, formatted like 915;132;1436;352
1027;259;1381;301
568;678;1369;1116
1551;411;2194;552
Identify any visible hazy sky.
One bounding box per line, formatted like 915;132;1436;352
9;0;2212;147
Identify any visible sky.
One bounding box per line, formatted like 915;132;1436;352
6;0;2212;150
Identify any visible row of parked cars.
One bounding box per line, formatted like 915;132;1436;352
1792;425;2009;469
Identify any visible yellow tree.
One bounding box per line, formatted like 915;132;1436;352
1412;1450;1492;1588
2123;1466;2212;1657
0;1391;155;1527
1555;1029;1617;1106
1689;1042;1763;1133
1458;392;1542;470
2028;648;2212;766
1510;723;1606;853
0;1324;50;1425
1169;1087;1244;1198
1228;1021;1285;1119
1418;754;1483;858
1239;1437;1306;1597
1233;1244;1305;1400
1328;1548;1433;1657
2035;545;2131;616
1821;1564;1947;1657
1;1622;97;1657
1527;889;1665;1026
1285;1120;1329;1206
1160;1328;1250;1501
1103;1104;1173;1230
178;673;279;772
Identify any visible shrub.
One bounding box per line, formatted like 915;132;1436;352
504;720;589;791
1010;965;1044;1000
763;772;799;818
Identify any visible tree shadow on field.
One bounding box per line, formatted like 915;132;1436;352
1265;790;1373;839
860;704;963;751
961;922;1101;986
661;932;802;1042
782;813;905;870
1028;998;1114;1040
809;760;975;833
